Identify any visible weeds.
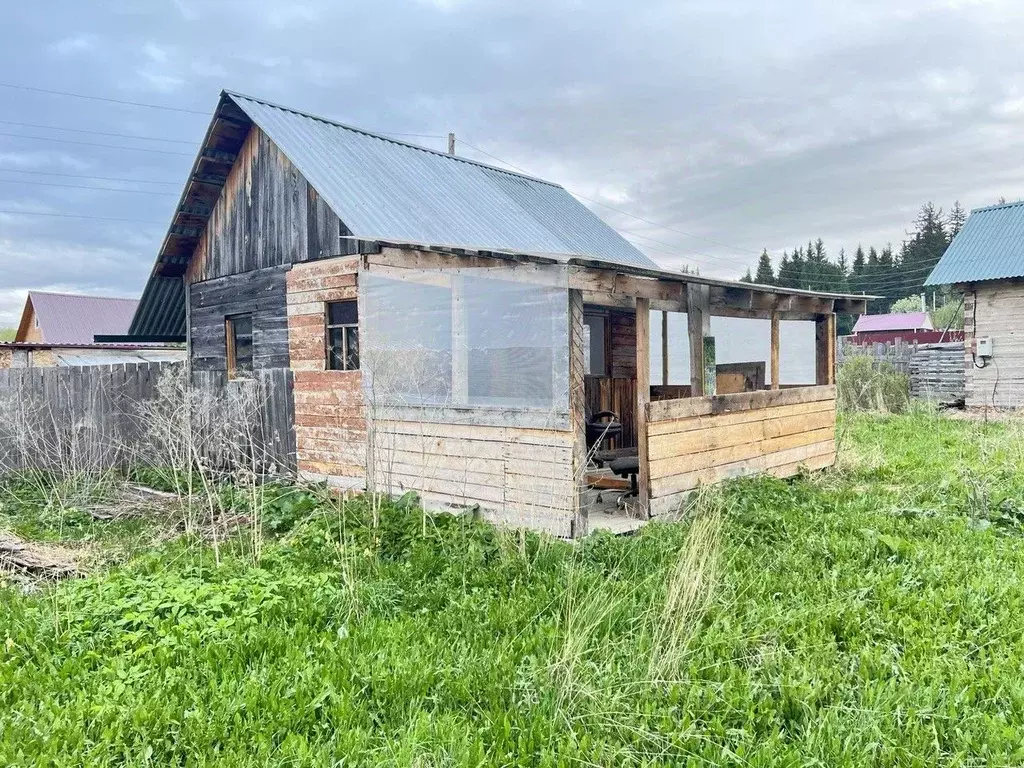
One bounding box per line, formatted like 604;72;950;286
3;412;1024;765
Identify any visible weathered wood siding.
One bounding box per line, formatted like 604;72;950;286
0;362;295;474
189;266;291;372
369;420;577;537
185;125;350;284
286;256;366;483
645;386;836;516
964;282;1024;408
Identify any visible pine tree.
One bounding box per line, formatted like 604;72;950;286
879;244;894;269
852;245;866;275
777;252;794;288
789;246;806;289
754;249;775;284
741;268;754;283
868;246;879;268
948;200;967;237
837;248;849;276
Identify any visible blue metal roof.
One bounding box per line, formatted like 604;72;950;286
227;92;656;269
926;200;1024;285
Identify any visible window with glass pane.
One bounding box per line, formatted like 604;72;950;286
326;301;359;370
583;313;607;376
226;314;253;378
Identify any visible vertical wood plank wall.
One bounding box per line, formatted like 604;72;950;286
286;256;366;484
645;386;837;516
184;125;354;285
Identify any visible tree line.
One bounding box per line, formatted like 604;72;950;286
739;202;966;325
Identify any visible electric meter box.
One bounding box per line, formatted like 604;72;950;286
977;336;993;358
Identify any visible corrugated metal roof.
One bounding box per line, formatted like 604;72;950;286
852;312;932;333
227;92;656;269
29;292;139;345
128;277;184;338
926;200;1024;285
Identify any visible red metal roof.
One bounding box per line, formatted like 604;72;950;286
852;312;932;334
27;292;140;345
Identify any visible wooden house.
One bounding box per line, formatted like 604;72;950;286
926;200;1024;409
127;90;868;537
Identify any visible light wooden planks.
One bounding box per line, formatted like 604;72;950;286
644;384;837;508
635;297;651;510
650;439;836;498
770;311;780;390
648;384;835;422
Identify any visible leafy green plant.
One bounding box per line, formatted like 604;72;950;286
3;413;1024;765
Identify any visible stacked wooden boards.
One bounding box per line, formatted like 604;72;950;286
369;420;577;538
645;386;836;516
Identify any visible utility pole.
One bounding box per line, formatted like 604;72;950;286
920;293;926;312
448;133;456;156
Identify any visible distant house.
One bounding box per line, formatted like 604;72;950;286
926;200;1024;408
849;311;940;345
0;292;183;369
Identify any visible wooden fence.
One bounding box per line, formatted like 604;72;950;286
0;362;295;475
839;339;965;402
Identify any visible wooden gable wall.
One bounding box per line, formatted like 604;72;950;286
185;125;356;285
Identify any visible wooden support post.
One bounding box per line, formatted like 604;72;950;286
636;298;651;512
686;283;711;397
815;313;836;385
661;310;669;386
568;289;588;538
451;276;469;403
770;311;780;390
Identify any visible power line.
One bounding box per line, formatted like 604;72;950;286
0;209;164;224
0;119;196;145
0;82;209;115
0;168;179;186
0;130;193;157
457;138;762;272
0;178;177;196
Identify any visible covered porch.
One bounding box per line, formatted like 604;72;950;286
358;242;867;537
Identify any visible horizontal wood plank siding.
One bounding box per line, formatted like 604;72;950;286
189;265;291;372
646;385;836;515
369;419;576;537
964;281;1024;408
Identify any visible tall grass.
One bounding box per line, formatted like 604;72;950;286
4;412;1024;764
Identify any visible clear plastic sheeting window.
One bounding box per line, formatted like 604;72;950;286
360;268;569;414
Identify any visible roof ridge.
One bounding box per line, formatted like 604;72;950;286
223;90;563;189
971;199;1024;214
30;291;138;302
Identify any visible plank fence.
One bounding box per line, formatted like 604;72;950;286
0;361;295;475
839;339;965;402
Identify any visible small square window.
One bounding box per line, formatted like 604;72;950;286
226;314;253;379
326;301;359;371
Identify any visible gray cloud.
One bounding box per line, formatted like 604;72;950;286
2;0;1024;324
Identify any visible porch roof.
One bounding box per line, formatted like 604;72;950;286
366;239;874;316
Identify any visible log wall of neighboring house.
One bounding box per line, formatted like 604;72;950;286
188;265;291;372
644;386;836;516
964;281;1024;408
184;125;353;285
286;256;366;484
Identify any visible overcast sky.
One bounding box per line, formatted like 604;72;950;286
1;0;1022;327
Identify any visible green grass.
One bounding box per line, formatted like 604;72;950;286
3;410;1024;766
